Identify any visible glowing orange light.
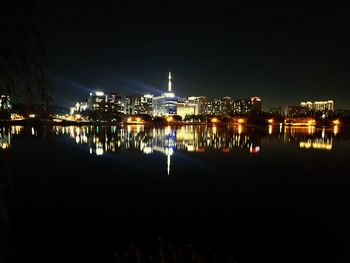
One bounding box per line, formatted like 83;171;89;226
211;118;219;123
166;116;173;122
127;117;132;122
136;117;141;122
238;118;245;124
333;119;340;125
307;119;316;126
268;119;274;124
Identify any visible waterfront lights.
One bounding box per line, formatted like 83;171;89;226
268;118;274;124
136;117;141;122
333;119;340;125
211;117;219;123
307;119;316;126
238;118;245;124
127;117;132;122
166;116;173;122
28;114;36;118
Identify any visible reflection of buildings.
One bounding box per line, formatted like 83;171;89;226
56;125;263;175
283;127;334;151
56;125;263;174
0;126;24;150
0;127;10;150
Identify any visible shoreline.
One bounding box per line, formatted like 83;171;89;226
0;119;348;129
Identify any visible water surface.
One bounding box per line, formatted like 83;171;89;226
1;124;349;262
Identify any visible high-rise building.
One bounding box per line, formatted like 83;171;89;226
187;96;206;114
300;100;334;112
153;72;178;116
88;91;124;113
125;94;153;115
233;96;262;115
202;97;233;115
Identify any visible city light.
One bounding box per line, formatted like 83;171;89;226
166;116;173;122
268;118;274;124
95;91;104;96
29;114;36;118
334;125;339;136
238;118;245;124
333;119;340;125
211;118;219;123
307;119;316;126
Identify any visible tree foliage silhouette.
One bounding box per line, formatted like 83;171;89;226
0;0;51;113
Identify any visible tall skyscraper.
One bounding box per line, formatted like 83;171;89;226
152;72;178;116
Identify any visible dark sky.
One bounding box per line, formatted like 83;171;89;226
33;2;350;110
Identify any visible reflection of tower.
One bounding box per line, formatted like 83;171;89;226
165;126;175;176
168;72;172;92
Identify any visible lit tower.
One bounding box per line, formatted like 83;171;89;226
168;71;172;92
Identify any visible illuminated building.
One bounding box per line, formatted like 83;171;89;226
125;94;153;115
202;97;233;115
300;100;334;111
176;103;196;119
88;91;124;113
233;96;262;115
187;96;206;114
152;72;177;116
70;99;88;114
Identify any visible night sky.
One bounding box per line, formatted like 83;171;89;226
33;3;350;110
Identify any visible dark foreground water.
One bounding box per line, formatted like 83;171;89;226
1;124;350;262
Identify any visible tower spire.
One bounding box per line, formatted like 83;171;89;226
168;71;172;92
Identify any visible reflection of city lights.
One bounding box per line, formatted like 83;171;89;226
334;125;338;136
1;143;9;150
308;125;315;135
249;145;260;154
268;125;272;135
238;125;243;134
143;147;153;154
299;138;332;150
96;148;104;155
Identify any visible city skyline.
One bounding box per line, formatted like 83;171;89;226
27;3;350;110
